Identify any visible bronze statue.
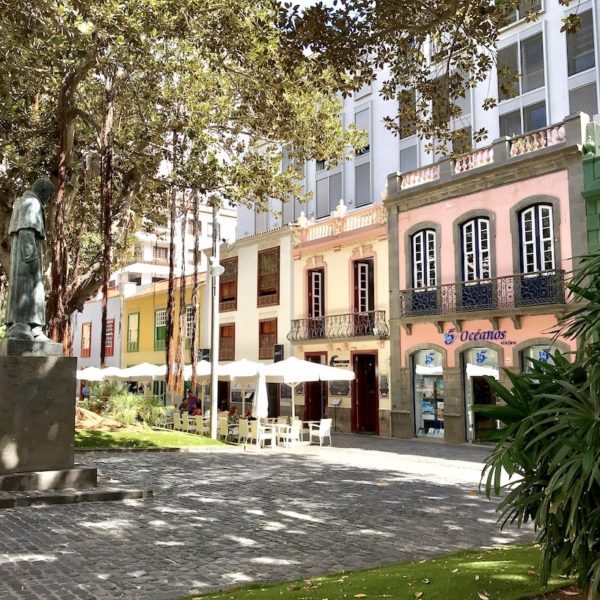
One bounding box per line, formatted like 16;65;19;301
6;178;55;341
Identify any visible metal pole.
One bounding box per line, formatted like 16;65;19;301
209;206;221;439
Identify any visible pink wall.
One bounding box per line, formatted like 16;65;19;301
397;170;572;289
399;314;577;368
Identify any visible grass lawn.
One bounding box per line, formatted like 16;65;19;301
177;545;572;600
75;429;225;449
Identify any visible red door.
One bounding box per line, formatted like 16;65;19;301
304;353;327;421
351;353;378;433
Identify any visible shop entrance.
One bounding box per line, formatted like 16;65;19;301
413;349;444;438
471;377;496;442
352;352;378;433
463;347;499;443
304;352;327;421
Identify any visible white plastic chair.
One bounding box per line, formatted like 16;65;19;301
218;417;229;441
195;417;209;436
258;423;276;448
237;419;250;443
309;418;333;446
181;413;196;433
172;412;182;431
280;419;302;447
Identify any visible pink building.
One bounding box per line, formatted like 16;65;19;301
385;113;590;443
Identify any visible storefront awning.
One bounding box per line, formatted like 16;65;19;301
415;364;443;376
466;363;500;379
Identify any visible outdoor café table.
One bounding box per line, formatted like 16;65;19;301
258;422;289;447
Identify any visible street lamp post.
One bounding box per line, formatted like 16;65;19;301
209;205;224;440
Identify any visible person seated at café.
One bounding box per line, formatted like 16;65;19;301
186;388;199;415
227;405;239;424
192;400;203;417
244;407;256;421
178;399;187;414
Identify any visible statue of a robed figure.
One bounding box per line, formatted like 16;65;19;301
5;178;54;341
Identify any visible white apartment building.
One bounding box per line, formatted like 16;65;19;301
236;0;599;236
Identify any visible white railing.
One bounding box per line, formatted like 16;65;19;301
453;147;495;174
400;165;440;189
509;124;566;157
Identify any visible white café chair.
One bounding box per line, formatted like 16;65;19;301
237;419;249;443
309;418;333;446
258;421;276;448
195;417;209;436
218;417;230;441
172;412;182;431
181;413;196;433
280;419;302;447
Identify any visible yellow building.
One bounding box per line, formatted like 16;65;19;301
122;275;206;371
289;204;391;435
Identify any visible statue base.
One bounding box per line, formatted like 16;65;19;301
0;352;76;475
0;338;63;357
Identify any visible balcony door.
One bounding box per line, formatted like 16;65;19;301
353;259;374;335
307;268;325;339
460;217;494;310
518;204;560;305
410;229;437;314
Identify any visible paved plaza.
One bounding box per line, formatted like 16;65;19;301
0;435;531;600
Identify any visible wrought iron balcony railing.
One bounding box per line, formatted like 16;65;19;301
399;270;566;318
287;310;390;342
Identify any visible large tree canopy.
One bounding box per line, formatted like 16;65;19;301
282;0;580;152
0;0;362;341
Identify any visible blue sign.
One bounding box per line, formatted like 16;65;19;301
424;352;435;365
443;328;507;345
476;350;487;364
538;349;551;362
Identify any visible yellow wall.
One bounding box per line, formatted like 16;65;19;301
122;282;204;367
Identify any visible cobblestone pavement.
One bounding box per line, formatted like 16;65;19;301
0;435;530;600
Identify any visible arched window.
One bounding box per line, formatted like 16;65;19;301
519;204;555;273
411;229;437;288
461;217;490;281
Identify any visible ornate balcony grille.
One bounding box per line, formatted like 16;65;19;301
287;310;390;342
398;270;565;318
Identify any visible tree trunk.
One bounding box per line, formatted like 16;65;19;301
48;70;77;343
99;67;116;367
173;203;187;396
190;191;201;393
165;132;179;404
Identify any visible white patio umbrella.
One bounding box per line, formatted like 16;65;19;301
262;356;355;418
218;359;263;415
100;366;124;380
252;369;269;419
76;366;105;381
116;362;164;381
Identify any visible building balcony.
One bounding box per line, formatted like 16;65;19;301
287;310;390;342
398;270;566;320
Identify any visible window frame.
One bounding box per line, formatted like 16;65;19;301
308;268;325;318
219;323;235;361
220;257;238;311
411;229;438;289
257;247;280;307
461;217;491;281
154;308;167;351
519;204;555;273
127;312;140;353
104;319;115;357
81;322;92;358
353;259;374;313
258;318;277;360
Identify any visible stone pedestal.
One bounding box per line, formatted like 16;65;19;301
0;342;76;475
